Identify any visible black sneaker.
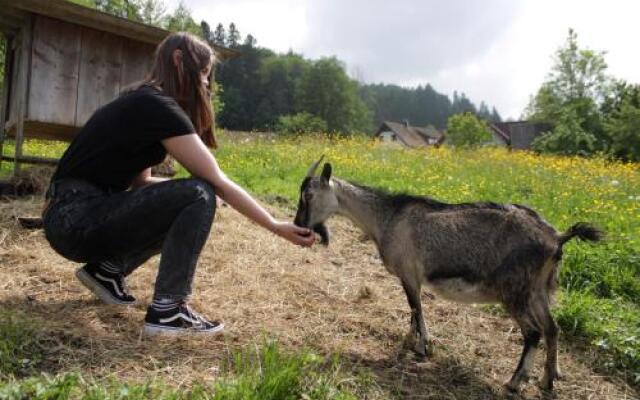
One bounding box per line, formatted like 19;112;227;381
75;263;136;305
143;303;224;336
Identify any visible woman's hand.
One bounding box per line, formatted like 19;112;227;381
272;221;315;247
162;134;315;247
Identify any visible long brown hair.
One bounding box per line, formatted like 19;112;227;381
146;32;217;148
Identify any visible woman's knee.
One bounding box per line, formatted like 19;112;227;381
182;178;216;207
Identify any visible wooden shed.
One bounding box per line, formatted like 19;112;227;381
488;121;552;150
0;0;236;174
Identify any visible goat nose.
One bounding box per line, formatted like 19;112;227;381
294;208;307;227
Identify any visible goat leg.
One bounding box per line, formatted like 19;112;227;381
402;281;428;357
505;327;540;392
539;306;561;391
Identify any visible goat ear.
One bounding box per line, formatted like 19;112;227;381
321;162;332;182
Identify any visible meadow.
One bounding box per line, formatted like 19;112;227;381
213;133;640;379
0;133;638;399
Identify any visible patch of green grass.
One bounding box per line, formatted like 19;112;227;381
556;291;640;384
0;373;198;400
560;244;640;302
0;342;362;399
0;139;68;177
213;341;358;400
0;311;46;378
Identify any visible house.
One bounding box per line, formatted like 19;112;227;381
375;121;445;148
488;121;552;150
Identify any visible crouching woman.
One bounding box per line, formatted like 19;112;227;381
42;32;314;336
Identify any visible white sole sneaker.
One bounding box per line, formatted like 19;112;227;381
75;268;136;306
143;322;225;337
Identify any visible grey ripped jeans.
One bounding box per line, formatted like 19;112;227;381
43;178;216;301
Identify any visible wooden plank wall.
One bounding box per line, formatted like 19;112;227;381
27;16;81;126
7;34;21;127
120;39;154;90
75;28;123;125
19;15;155;139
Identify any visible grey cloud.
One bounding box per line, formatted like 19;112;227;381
302;0;522;84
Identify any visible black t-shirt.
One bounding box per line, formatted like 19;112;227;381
52;85;195;192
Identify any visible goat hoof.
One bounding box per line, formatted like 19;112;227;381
539;377;554;392
402;336;416;350
413;351;427;361
413;342;432;359
412;345;426;357
540;369;560;391
554;368;564;380
503;380;521;393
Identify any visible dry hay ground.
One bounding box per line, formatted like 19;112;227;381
0;197;637;400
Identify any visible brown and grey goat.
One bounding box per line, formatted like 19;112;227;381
294;158;604;392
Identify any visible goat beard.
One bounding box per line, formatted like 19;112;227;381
293;206;329;245
312;223;330;245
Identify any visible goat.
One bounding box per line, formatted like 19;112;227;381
294;157;604;392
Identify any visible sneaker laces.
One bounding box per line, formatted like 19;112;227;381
181;302;207;326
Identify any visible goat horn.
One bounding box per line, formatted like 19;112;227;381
306;155;325;177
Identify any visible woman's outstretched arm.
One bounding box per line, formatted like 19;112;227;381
162;134;314;247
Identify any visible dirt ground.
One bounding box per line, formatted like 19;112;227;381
0;196;637;399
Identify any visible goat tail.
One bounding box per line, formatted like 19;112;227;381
558;222;605;247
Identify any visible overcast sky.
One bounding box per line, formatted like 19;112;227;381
166;0;640;120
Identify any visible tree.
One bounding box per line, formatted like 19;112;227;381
200;21;212;43
360;83;464;130
254;53;308;129
213;23;226;46
164;2;200;35
299;57;371;134
603;83;640;161
94;0;142;20
227;23;241;48
138;0;166;26
531;107;597;156
215;36;275;130
490;107;502;123
68;0;96;6
244;34;257;48
477;101;493;121
446;113;493;147
451;91;476;115
525;29;612;154
68;0;166;25
275;112;327;135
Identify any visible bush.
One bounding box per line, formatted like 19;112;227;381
604;101;640;162
445;113;493;147
275;112;328;135
532;108;597;156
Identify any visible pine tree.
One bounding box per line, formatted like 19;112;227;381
244;34;257;48
213;23;226;46
201;21;212;43
227;22;241;48
490;107;502;122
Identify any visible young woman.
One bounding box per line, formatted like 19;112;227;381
43;32;314;336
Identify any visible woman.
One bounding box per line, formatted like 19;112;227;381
43;32;315;336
